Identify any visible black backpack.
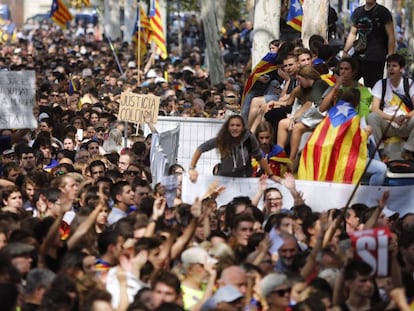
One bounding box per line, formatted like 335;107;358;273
379;77;412;110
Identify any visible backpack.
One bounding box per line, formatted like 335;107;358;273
386;160;414;178
380;77;412;110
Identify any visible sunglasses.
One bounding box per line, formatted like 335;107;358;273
271;288;291;297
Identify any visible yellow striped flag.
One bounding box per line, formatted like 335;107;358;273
82;0;90;7
132;5;151;61
287;0;303;32
50;0;73;30
298;100;367;184
149;0;167;59
241;52;278;112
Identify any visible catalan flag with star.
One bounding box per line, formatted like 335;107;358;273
298;100;367;184
50;0;73;30
287;0;303;32
241;52;278;111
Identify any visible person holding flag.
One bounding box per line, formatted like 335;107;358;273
299;88;387;185
241;40;281;121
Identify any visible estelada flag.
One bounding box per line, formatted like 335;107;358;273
287;0;303;32
50;0;73;30
298;100;367;184
241;52;278;111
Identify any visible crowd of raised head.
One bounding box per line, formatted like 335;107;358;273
0;2;413;311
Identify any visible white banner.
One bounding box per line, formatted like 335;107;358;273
182;175;414;215
0;71;37;129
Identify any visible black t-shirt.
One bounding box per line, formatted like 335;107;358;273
351;4;392;61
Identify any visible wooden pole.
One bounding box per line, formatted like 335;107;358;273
137;1;142;85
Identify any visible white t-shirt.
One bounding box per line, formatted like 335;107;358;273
371;78;414;117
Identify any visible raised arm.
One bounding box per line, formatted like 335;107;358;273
319;78;343;112
283;172;305;206
67;201;104;250
300;212;328;279
170;198;202;260
189;148;202;182
40;196;73;259
364;191;389;229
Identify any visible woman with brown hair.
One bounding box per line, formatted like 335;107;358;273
189;115;282;183
276;65;330;167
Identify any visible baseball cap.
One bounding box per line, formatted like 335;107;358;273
181;246;217;268
213;285;244;304
128;61;137;69
2;146;15;156
146;69;158;78
382;207;398;217
182;66;195;74
38;112;50;121
260;273;288;297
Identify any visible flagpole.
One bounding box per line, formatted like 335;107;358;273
96;7;124;75
137;1;141;85
97;5;127;147
324;98;406;245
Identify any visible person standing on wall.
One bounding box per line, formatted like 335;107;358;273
342;0;395;88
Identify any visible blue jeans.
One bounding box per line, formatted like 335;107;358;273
365;158;387;186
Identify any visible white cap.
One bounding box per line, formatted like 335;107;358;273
181;246;217;268
182;66;195;74
38;112;50;121
382;206;397;217
155;77;166;84
127;61;136;69
146;69;158;78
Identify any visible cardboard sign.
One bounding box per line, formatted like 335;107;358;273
0;71;37;129
118;92;160;124
350;227;391;277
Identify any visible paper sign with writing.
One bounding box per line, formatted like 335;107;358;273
350;227;391;277
118;93;160;124
0;71;37;129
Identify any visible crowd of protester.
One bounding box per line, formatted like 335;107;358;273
0;2;414;311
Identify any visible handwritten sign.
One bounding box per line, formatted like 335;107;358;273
350;227;391;277
118;93;160;124
0;71;37;129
